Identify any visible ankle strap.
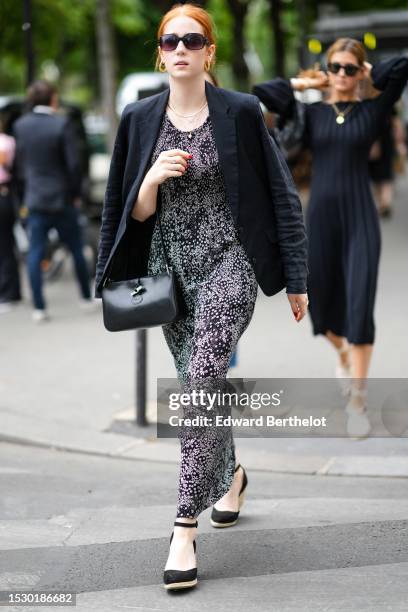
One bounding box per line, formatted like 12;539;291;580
174;520;198;528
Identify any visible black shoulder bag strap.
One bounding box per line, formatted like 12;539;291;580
155;191;171;274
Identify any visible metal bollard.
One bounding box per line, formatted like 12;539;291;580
135;329;148;426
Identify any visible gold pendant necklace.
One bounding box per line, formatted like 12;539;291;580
167;101;208;139
167;99;207;118
332;102;355;125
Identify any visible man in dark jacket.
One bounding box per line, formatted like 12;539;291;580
13;80;93;322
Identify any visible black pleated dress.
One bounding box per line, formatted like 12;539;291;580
254;57;408;344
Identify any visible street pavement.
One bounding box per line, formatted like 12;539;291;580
1;441;407;611
0;175;408;609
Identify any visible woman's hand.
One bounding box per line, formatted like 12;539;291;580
307;71;330;90
131;148;193;221
287;293;309;322
146;148;192;186
291;72;329;92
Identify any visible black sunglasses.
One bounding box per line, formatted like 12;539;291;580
158;33;209;51
327;62;361;77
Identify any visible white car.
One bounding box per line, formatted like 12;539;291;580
116;72;169;116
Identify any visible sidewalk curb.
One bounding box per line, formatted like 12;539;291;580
1;411;408;478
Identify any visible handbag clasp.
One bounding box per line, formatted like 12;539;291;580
131;282;146;297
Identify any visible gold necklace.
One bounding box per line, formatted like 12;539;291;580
331;102;355;125
167;99;208;118
167;101;208;138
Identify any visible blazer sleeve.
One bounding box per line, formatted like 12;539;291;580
251;96;308;294
370;57;408;118
95;108;130;297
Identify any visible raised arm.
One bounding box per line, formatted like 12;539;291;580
252;74;327;152
369;56;408;116
252;78;298;123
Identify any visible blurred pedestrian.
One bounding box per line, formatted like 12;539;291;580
0;119;22;313
95;2;308;592
368;106;407;218
254;39;408;437
13;80;94;322
368;108;397;218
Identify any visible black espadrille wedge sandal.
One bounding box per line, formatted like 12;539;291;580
163;520;198;590
210;464;248;528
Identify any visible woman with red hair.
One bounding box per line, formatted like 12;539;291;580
96;2;308;590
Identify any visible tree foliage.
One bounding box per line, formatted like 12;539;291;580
1;0;406;103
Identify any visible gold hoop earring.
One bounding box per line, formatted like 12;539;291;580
204;58;211;72
158;61;166;73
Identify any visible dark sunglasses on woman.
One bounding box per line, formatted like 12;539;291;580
327;62;361;77
158;33;210;51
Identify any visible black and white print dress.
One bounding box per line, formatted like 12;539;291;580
147;112;258;518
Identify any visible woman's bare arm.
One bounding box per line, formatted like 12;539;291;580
131;174;159;222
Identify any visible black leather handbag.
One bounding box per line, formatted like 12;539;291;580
101;203;184;332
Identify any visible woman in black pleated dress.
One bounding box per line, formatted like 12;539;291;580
254;39;408;436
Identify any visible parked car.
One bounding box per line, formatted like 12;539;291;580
116;71;169;115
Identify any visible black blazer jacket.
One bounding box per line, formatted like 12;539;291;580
95;79;308;298
13;111;82;212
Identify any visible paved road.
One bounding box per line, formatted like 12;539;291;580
0;442;407;611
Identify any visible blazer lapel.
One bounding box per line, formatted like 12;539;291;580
123;89;170;217
205;80;239;224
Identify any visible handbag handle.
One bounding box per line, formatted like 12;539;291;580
155;193;171;274
103;191;170;288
